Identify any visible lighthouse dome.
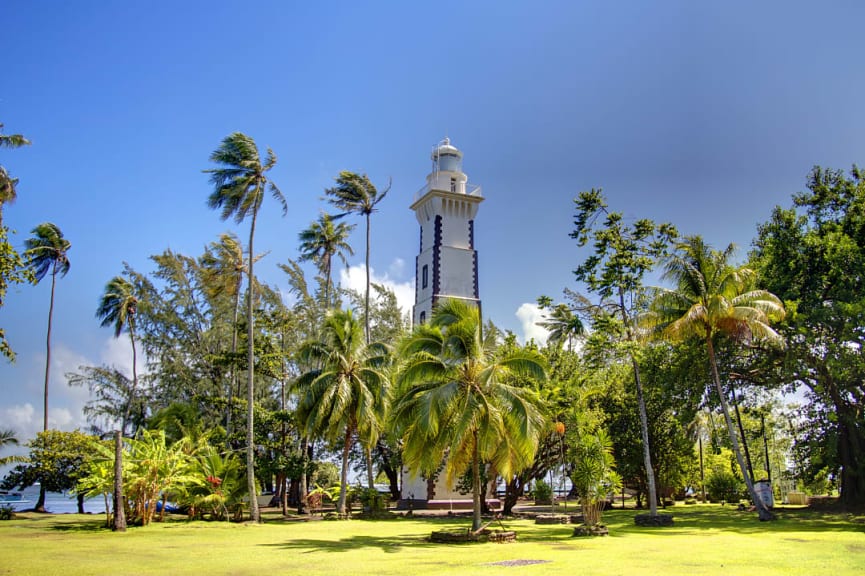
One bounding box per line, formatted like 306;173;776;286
432;138;463;173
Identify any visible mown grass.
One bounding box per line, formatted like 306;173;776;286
0;504;863;576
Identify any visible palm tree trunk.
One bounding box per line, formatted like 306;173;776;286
120;320;139;437
730;380;755;482
246;212;261;523
113;430;126;532
365;446;375;489
324;253;332;309
472;431;482;532
337;425;353;516
364;212;371;344
706;337;774;521
619;288;659;516
298;436;309;514
43;268;57;432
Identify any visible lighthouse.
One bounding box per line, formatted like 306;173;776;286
399;139;491;510
410;138;483;326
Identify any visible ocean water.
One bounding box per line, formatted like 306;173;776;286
3;484;104;514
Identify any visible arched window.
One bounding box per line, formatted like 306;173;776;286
422;264;429;289
419;311;426;324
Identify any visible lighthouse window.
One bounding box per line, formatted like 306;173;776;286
420;311;426;324
450;178;456;192
422;265;429;289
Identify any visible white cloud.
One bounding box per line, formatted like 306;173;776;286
338;262;415;317
515;302;550;346
100;336;135;377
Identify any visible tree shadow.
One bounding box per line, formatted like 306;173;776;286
260;533;434;554
602;507;865;536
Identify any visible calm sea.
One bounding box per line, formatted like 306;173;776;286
4;484;103;514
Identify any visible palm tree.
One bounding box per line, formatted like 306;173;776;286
645;235;785;521
298;213;355;307
24;223;71;433
393;299;547;531
538;303;585;350
294;308;390;516
324;171;389;343
0;428;25;466
96;275;140;436
205;132;286;523
0;123;31;226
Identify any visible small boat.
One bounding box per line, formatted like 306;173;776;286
0;490;30;505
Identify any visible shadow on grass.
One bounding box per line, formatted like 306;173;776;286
599;506;865;536
261;533;434;554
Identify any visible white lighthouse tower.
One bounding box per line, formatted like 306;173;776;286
410;138;483;326
399;139;490;510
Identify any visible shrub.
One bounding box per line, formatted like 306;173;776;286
532;480;553;504
706;470;744;503
0;505;14;520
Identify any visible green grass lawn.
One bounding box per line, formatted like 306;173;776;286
1;504;863;576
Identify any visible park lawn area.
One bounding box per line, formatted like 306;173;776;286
0;505;863;576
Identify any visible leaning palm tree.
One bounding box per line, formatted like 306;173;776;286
645;236;785;521
324;171;389;343
96;275;140;436
204;132;286;523
298;213;355;307
294;308;390;516
0;123;31;226
24;222;71;432
393;299;547;531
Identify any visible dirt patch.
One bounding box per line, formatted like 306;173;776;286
485;560;551;567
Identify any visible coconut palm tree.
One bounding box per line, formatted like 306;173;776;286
294;308;390;516
96;275;140;436
0;123;31;226
393;299;547;531
298;213;355;307
24;222;71;433
204;132;286;523
0;428;25;466
539;303;585;350
324;171;389;343
645;235;785;521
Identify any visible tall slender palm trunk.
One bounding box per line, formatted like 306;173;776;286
363;213;371;344
619;289;659;516
35;268;61;513
337;425;354;515
120;323;139;437
472;433;482;531
706;337;773;521
246;212;261;523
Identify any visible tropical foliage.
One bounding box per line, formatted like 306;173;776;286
393;299;546;531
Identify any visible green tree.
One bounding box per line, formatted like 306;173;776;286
752;165;865;510
538;302;585;350
96;275;141;435
324;171;389;343
298;213;355;307
646;236;785;521
393;299;547;531
0;122;34;361
24;223;71;433
0;122;31;226
571;188;676;517
205;132;286;523
1;429;96;513
294;308;390;515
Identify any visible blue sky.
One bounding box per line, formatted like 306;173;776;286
2;0;864;450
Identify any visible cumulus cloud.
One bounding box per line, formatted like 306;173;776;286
515;302;550;346
339;262;414;317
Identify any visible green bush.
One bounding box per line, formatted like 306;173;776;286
0;505;15;520
357;487;387;513
706;471;744;503
532;480;553;504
